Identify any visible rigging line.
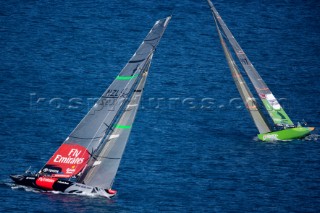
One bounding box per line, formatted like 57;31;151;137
80;67;141;146
84;43;158;149
98;65;151;160
77;73;148;183
65;22;166;144
130;64;140;76
73;20;169;177
102;122;113;134
82;60;152;186
91;155;121;160
209;0;273;132
83;61;151;182
210;3;289;124
69;135;103;140
144;36;160;42
129;59;145;63
100;96;118;99
40;21;167;177
80;78;147;184
98;157;120;160
74;54;153;178
92;59;151;159
40;55;149;177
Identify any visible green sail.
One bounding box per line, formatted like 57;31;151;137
260;97;293;126
207;0;294;127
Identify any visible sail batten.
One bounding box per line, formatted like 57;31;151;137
208;0;294;127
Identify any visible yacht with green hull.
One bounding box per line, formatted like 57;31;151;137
207;0;314;141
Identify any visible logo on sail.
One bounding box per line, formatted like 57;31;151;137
66;168;76;174
45;144;90;177
53;148;85;164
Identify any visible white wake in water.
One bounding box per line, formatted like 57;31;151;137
9;183;100;198
253;134;319;142
303;134;319;141
9;183;41;193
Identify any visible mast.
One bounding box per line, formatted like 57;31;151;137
78;58;152;189
77;17;171;189
211;9;271;134
207;0;294;128
65;16;171;154
39;16;171;179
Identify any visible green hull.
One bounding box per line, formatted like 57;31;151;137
258;127;314;141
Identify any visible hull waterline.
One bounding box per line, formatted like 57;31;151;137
258;127;314;141
10;174;116;198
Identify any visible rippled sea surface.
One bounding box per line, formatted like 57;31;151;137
1;0;320;212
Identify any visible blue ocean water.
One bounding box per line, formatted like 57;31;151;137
1;0;320;212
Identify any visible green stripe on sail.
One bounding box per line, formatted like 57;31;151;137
116;74;139;80
114;124;131;129
261;99;294;126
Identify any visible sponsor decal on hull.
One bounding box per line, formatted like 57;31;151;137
51;174;70;178
35;177;58;190
263;134;279;141
26;176;36;180
42;167;61;174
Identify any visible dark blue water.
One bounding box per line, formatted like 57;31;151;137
1;0;320;212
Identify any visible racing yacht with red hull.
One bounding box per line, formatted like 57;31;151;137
10;17;171;198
